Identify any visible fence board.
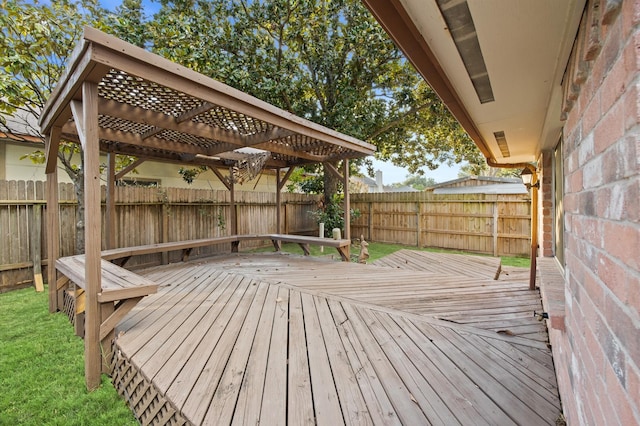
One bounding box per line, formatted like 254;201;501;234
351;192;530;257
0;181;321;291
1;181;530;292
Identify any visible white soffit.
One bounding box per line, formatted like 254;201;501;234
399;0;585;163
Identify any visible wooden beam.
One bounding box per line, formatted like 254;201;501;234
176;101;215;123
529;173;539;291
98;99;325;162
105;151;116;250
98;98;247;148
209;167;231;191
87;36;375;155
253;140;326;162
70;100;86;150
99;297;143;341
245;126;295;144
82;81;102;391
323;162;343;181
115;157;146;180
229;168;237;236
62;122;291;169
44;126;61;174
277;167;296;192
46;169;59;312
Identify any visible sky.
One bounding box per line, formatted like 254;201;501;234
97;0;464;185
360;160;462;185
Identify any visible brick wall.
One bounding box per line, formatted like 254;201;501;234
540;151;554;257
551;1;640;424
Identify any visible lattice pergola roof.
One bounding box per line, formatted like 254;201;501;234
39;27;375;171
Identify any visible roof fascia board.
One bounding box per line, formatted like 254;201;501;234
361;0;494;161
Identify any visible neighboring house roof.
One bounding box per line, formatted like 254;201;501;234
351;173;420;193
425;175;526;194
425;175;522;191
359;175;377;187
432;183;528;195
1;107;41;138
386;185;419;193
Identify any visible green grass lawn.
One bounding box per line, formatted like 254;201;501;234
0;288;137;426
251;240;530;267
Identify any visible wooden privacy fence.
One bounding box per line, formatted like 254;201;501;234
1;180;531;292
350;192;531;257
0;180;321;292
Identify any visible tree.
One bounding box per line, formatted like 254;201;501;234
391;174;437;191
2;0;486;244
458;162;522;179
103;0;149;48
1;0;109;253
0;0;139;253
146;0;479;201
368;80;484;175
147;0;402;201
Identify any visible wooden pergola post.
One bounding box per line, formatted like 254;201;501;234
343;160;350;242
276;168;281;234
45;127;61;313
71;81;102;390
105;151;116;250
229;167;237;236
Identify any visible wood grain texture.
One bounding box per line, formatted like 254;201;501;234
109;251;560;425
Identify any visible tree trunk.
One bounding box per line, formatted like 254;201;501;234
323;161;340;205
73;169;85;254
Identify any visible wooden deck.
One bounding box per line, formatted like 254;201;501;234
112;251;560;425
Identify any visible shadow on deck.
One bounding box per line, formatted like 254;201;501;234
112;251;560;425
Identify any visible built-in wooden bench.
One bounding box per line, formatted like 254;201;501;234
264;233;351;261
537;257;565;332
56;255;158;345
101;236;240;266
57;234;349;332
100;234;352;265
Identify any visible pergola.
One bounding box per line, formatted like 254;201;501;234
39;27;375;389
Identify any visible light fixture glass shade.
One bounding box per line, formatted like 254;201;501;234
521;168;533;186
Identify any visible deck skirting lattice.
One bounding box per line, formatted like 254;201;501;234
111;346;190;426
62;290;75;325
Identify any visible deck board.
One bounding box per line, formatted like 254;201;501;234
372;249;501;279
259;285;289;426
231;284;280;426
206;252;543;343
112;251;560;425
287;291;315;425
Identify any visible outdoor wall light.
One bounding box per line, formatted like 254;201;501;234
520;167;539;189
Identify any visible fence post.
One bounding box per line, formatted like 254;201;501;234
161;202;169;264
31;204;44;291
284;202;289;234
416;201;421;247
493;201;499;257
368;202;373;240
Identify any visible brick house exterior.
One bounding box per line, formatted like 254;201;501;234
363;0;639;423
544;2;640;423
